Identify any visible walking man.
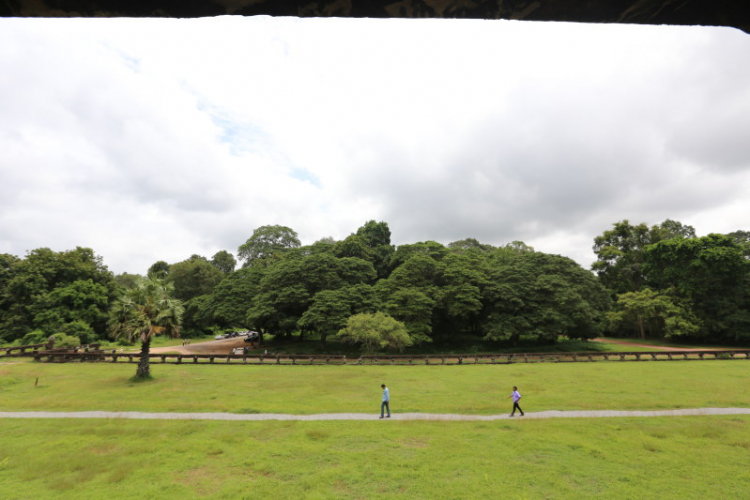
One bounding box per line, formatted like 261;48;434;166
380;384;391;419
508;386;524;416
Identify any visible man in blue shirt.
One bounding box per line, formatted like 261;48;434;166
380;384;391;419
507;386;524;416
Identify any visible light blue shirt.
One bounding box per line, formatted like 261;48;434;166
382;387;390;402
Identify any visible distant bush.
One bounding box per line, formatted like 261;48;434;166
20;330;47;345
60;320;96;345
51;333;81;348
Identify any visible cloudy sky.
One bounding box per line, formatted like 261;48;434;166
1;16;749;275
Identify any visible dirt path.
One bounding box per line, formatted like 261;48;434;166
139;337;740;356
146;338;249;355
591;338;734;351
1;408;748;421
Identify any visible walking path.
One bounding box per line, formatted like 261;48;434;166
1;408;748;421
591;338;735;351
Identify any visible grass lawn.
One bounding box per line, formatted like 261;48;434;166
1;359;748;414
0;416;748;499
1;360;749;498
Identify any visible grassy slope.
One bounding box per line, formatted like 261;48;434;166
0;417;748;499
1;359;749;414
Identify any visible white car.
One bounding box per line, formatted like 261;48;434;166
214;335;225;340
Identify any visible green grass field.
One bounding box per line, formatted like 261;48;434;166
1;358;749;498
0;417;748;499
1;359;748;414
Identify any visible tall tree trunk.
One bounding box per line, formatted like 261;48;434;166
135;338;151;378
636;315;646;340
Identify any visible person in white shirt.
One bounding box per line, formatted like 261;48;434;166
507;386;524;416
380;384;391;419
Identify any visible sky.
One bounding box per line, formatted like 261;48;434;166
1;16;749;275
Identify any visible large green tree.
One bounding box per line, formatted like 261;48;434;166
726;230;750;259
433;250;490;338
168;256;224;301
237;225;301;267
447;238;495;253
355;220;395;279
297;289;353;346
147;260;170;279
30;279;110;342
643;234;749;341
180;294;214;337
0;254;22;341
336;312;412;355
483;252;610;345
592;219;696;295
245;255;311;337
245;251;376;340
202;266;265;329
606;288;699;340
108;276;183;379
376;251;443;343
0;247;116;342
210;250;237;273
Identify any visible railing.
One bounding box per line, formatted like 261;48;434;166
31;350;750;365
2;343;104;357
1;343;46;356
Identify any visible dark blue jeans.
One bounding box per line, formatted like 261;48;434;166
381;401;390;417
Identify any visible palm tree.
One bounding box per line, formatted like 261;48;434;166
109;275;183;379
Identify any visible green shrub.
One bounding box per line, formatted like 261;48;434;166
60;320;96;344
20;330;47;345
51;333;81;348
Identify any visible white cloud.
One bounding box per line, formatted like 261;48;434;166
0;17;748;274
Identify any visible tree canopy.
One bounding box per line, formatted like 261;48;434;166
337;312;412;355
3;218;749;350
237;225;301;267
0;247;116;343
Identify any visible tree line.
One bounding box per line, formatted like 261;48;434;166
1;219;748;350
